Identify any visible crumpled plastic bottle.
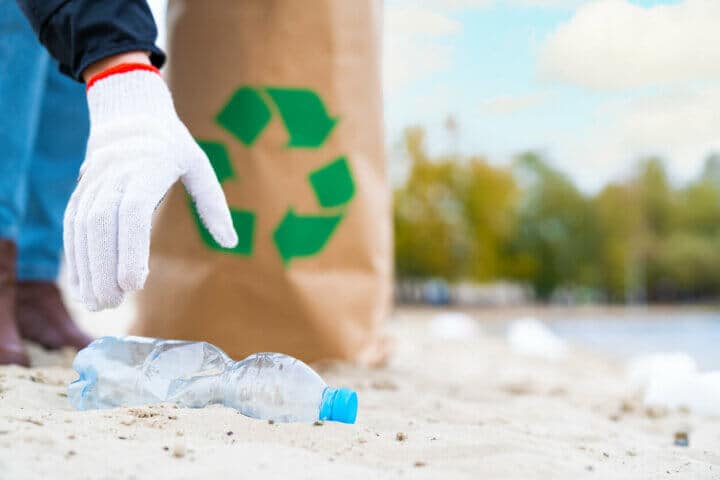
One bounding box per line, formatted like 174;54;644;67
68;336;357;424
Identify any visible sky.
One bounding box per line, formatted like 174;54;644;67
148;0;720;192
384;0;720;191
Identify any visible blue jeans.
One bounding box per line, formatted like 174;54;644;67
0;1;88;281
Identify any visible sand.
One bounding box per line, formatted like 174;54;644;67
1;306;719;479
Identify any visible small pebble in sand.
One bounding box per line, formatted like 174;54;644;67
168;415;178;420
128;408;159;419
585;465;594;472
226;431;233;436
66;450;76;457
396;432;407;442
602;452;609;458
173;442;186;458
163;446;169;451
620;400;635;413
414;461;426;468
548;386;566;396
674;432;689;447
118;436;128;440
176;430;184;437
313;421;324;427
645;406;667;419
67;434;75;440
268;419;275;425
370;379;398;391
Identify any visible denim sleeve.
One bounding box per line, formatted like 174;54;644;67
15;0;165;81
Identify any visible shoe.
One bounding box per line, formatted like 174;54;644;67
16;281;93;351
0;239;30;366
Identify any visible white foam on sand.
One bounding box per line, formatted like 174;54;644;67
429;312;482;340
507;317;568;360
627;352;720;416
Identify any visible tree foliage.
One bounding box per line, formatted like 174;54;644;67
393;128;720;302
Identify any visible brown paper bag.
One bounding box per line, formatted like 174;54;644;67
132;0;391;364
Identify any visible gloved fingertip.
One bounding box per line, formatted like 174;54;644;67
215;227;239;249
118;268;148;292
85;300;101;312
98;293;125;311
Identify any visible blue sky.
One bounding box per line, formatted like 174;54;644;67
384;0;720;191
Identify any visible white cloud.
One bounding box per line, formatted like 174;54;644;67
615;88;720;152
412;0;494;10
539;0;720;90
385;4;462;36
383;0;588;92
551;85;720;191
512;0;588;6
412;0;586;9
383;5;461;92
481;92;550;114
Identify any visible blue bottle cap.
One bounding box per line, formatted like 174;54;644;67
319;387;358;424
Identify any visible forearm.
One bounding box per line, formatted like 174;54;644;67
15;0;164;81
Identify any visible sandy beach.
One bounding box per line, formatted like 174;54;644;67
1;306;719;479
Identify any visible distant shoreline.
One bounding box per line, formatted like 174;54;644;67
393;303;720;323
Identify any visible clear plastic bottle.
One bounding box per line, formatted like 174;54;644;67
67;336;357;424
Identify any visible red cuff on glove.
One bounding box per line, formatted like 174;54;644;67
86;63;161;91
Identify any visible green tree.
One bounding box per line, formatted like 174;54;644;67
393;128;720;303
508;153;600;299
394;128;520;282
594;184;643;301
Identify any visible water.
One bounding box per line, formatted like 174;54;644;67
548;310;720;370
68;336;358;423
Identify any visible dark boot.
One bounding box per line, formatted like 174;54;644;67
16;281;93;351
0;240;30;366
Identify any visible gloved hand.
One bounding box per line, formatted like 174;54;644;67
64;64;238;311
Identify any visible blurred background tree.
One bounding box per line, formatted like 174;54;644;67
393;129;720;304
509;153;600;300
394;128;519;282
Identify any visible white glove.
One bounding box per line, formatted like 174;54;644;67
64;64;238;311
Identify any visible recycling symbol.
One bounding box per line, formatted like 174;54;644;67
188;86;356;265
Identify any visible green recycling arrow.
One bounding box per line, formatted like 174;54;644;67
265;88;337;148
309;155;355;208
190;85;355;265
190;141;255;255
215;87;271;147
216;87;337;148
273;209;343;265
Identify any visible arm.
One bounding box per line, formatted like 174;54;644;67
16;1;238;310
15;0;164;80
